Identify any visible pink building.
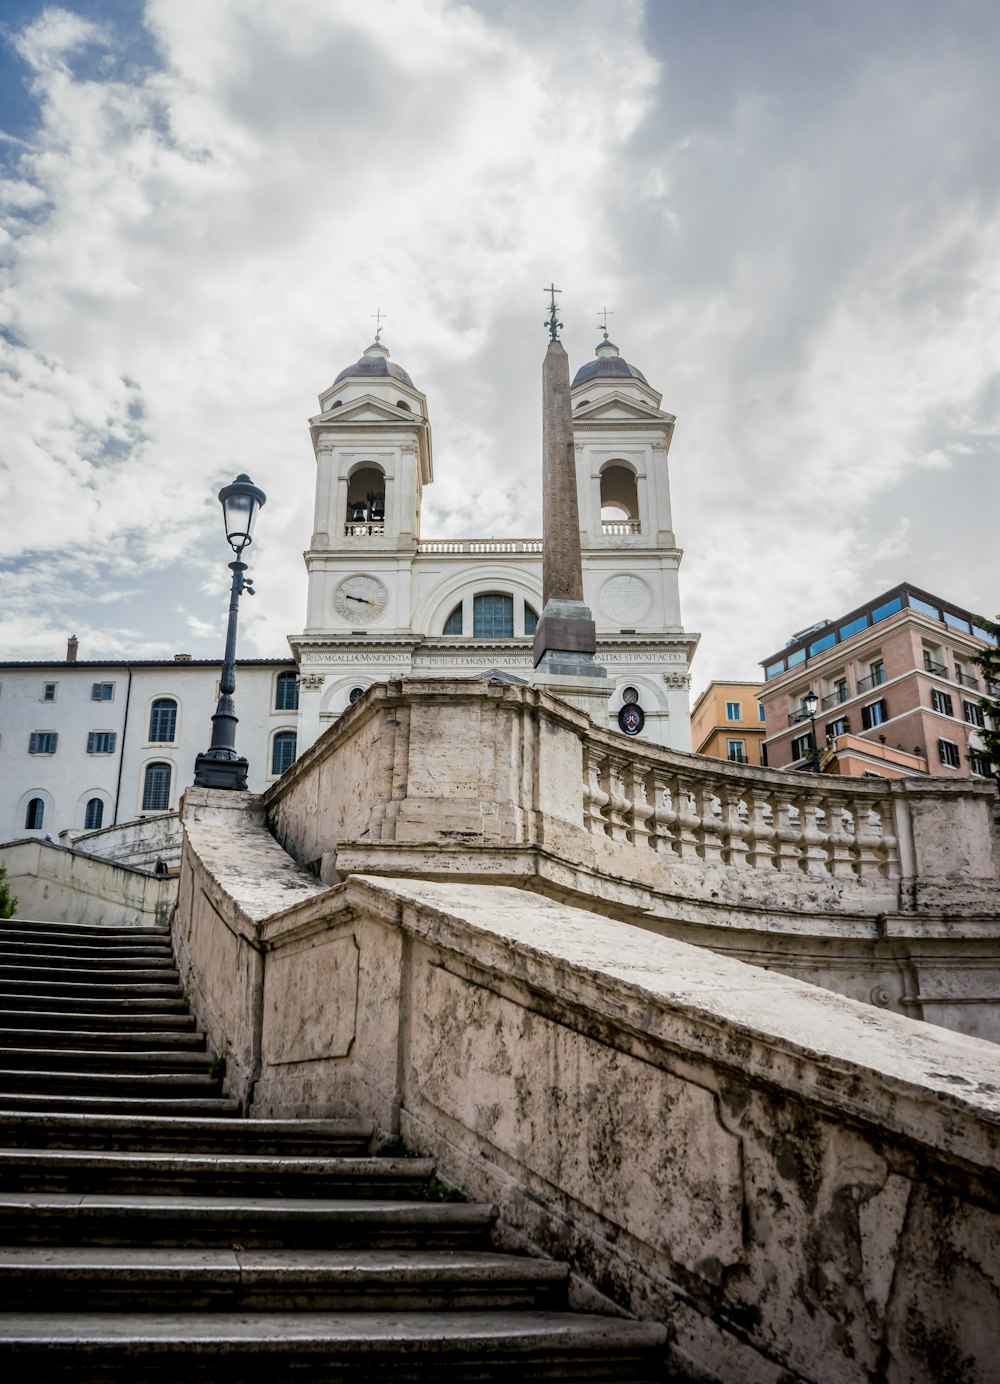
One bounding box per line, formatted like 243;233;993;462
759;584;996;777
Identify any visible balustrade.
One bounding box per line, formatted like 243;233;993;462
581;735;901;884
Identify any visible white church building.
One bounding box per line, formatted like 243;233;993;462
0;333;698;844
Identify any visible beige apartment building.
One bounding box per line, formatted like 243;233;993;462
690;680;767;766
760;583;996;777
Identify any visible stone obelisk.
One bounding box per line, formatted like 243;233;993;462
532;286;608;717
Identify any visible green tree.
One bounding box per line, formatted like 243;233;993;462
970;613;1000;781
0;863;17;920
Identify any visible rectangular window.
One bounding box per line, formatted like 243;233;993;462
758;703;766;722
909;596;941;619
938;739;961;769
809;631;837;656
943;612;972;634
839;615;868;640
765;661;784;680
727;740;747;763
29;731;58;754
826;717;849;738
86;731;117;754
931;689;954;716
970;753;992;776
91;682;115;701
973;624;998;646
42;682;57;702
791;732;815;761
871;596;903;624
861;700;887;730
786;648;806;669
964;700;986;727
725;702;742;721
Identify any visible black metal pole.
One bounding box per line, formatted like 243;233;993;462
193;559;250;790
810;712;821;772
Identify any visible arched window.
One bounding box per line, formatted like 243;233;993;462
443;603;463;635
142;762;172;812
473;593;514;639
25;797;44;830
84;798;105;830
525;604;538;636
275;671;299;711
600;464;640;533
345;464;386;532
271;731;297;776
148;698;177;743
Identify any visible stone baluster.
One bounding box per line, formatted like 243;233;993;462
745;788;778;871
604;758;633;843
583;747;611;837
672;775;703;862
651;774;682;857
626;763;655;849
821;795;857;879
869;796;900;879
852;798;886;882
772;793;804;874
798;793;830;876
693;778;725;865
719;784;750;869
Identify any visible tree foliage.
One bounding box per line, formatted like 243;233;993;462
0;863;17;920
970;612;1000;780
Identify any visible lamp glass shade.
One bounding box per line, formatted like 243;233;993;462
219;474;266;553
803;691;819;716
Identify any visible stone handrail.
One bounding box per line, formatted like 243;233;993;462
416;538;543;554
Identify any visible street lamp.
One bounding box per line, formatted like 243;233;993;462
802;689;821;772
193;473;266;791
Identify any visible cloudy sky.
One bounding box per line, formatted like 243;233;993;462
1;0;997;691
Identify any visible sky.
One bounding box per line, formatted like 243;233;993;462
1;0;997;693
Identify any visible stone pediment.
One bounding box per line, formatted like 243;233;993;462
312;395;420;426
573;393;670;423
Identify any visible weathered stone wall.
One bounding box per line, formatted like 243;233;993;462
0;837;176;927
174;793;1000;1384
64;811;182;872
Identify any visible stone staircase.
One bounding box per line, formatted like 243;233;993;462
0;917;667;1379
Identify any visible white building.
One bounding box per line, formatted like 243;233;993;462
291;333;698;751
0;331;698;844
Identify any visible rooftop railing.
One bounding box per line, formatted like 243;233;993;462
416;539;543;554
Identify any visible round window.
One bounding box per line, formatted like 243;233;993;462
621;686;640;705
348;686;366;705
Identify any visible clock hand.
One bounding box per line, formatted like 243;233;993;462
346;595;376;605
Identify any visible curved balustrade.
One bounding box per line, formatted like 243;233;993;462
582;736;900;883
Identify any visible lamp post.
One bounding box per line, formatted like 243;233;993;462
802;689;821;772
193;473;266;791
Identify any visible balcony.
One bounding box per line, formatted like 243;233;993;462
956;670;980;690
821;687;849;711
857;669;886;694
923;658;947;676
601;520;641;536
787;707;813;727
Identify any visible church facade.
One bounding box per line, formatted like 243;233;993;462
291;334;698;752
0;332;698;843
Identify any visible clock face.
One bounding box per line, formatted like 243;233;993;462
599;574;652;625
332;574;389;625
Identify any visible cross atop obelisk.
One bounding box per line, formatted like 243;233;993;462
532;287;608;714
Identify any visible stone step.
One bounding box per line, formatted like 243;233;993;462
0;1150;438;1198
0;994;191;1016
0;1310;667;1380
0;968;182;990
0;1112;375;1155
0;1192;497;1250
0;1247;571;1313
0;920;169;942
0;1046;215;1074
0;982;184;1006
0;1068;224;1099
0;945;176;969
0;1027;206;1051
0;1093;241;1117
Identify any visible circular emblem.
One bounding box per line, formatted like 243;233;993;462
600;574;652;624
333;574;388;625
618;703;645;736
